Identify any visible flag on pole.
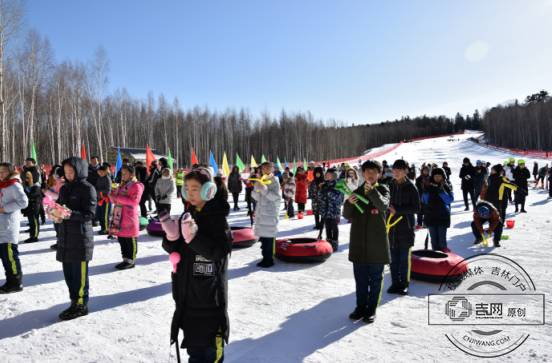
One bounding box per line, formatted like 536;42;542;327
191;149;199;166
115;147;123;176
276;157;283;171
30;143;38;164
261;154;267;163
235;153;245;172
167;149;174;172
146;144;155;174
250;155;258;168
293;159;297;175
80;143;87;161
222;152;230;176
209;151;219;175
303;158;308;169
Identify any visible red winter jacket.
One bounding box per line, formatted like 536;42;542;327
295;173;308;204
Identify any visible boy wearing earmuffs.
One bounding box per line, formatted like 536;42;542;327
160;166;232;362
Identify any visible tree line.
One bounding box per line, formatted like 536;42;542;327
0;0;487;167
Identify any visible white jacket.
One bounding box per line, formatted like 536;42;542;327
252;175;281;238
0;176;29;244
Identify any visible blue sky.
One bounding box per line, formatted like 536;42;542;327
24;0;552;124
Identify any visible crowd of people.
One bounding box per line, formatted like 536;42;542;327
1;153;552;362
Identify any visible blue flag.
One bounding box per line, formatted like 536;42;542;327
115;147;123;176
209;151;219;175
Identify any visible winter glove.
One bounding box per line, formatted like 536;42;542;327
181;213;198;243
169;252;181;273
159;213;180;241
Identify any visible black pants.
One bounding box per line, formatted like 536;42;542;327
314;212;321;228
186;336;225;363
353;263;384;311
390;247;411;287
39;204;46;224
62;261;89;305
462;188;476;209
176;185;182;199
0;243;21;279
471;220;503;244
28;213;40;239
297;202;305;213
118;237;138;261
259;237;275;263
231;192;239;210
324;218;339;251
97;202;111;233
158;203;171;215
285;198;295;217
245;188;253;211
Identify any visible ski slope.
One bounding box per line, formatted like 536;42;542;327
1;134;551;362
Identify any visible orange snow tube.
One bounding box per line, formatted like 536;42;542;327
275;238;333;263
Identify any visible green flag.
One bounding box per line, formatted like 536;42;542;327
276;156;283;171
31;143;38;164
293;159;297;175
167;149;174;172
303;158;308;169
261;154;267;163
235;153;245;172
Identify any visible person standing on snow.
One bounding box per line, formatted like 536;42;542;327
227;166;243;211
252;162;281;268
459;157;476;211
0;163;28;294
318;168;344;252
53;157;96;320
513;159;530;213
155;167;176;215
421;168;454;251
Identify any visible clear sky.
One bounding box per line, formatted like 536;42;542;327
23;0;552;124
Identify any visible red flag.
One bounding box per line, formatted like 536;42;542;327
80;143;87;160
146;144;155;172
191;149;199;166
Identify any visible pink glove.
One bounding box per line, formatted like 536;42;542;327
169;252;181;273
160;213;180;241
181;213;198;243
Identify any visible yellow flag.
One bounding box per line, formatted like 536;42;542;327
250;155;258;168
222;152;230;177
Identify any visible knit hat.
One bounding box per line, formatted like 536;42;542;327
517;159;525;165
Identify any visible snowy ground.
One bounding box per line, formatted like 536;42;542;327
1;133;551;362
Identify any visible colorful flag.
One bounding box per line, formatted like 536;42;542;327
250;155;258;168
115;147;123;176
30;143;38;164
276;157;283;171
191;149;199;166
209;151;219;175
80;143;87;160
261;154;267;163
146;144;155;174
167;148;174;172
222;152;230;176
293;159;297;175
235;153;245;172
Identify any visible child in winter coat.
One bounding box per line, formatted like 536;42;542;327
295;167;308;215
345;168;359;192
53;157;97;320
480;164;517;221
227;166;243;211
318;169;344;252
472;201;503;247
22;171;42;243
387;160;420;296
160;167;232;361
308;166;324;229
421;168;454;251
109;165;144;270
282;172;296;218
0;163;28;293
415;166;431;227
155;167;175;215
95;165;112;235
513;160;530;213
252;162;282;268
344;160;390;324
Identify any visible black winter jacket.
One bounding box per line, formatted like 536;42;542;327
459;164;475;190
56;157;97;263
388;179;420;249
162;198;232;348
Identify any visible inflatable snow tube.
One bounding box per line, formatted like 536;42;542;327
146;218;165;237
230;226;257;248
410;250;468;283
275;238;333;263
139;216;148;231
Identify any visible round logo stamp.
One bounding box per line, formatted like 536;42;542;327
427;253;545;358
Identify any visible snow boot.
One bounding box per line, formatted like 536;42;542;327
115;259;135;270
256;259;274;268
363;307;376;324
349;306;366;320
0;274;23;294
23;237;39;243
397;283;409;296
387;282;401;294
50;243;58;250
59;303;88;321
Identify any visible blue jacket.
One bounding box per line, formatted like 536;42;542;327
318;181;344;219
421;184;454;227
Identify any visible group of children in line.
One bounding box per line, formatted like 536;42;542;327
1;153;551;361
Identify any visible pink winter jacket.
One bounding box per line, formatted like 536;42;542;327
110;180;144;238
